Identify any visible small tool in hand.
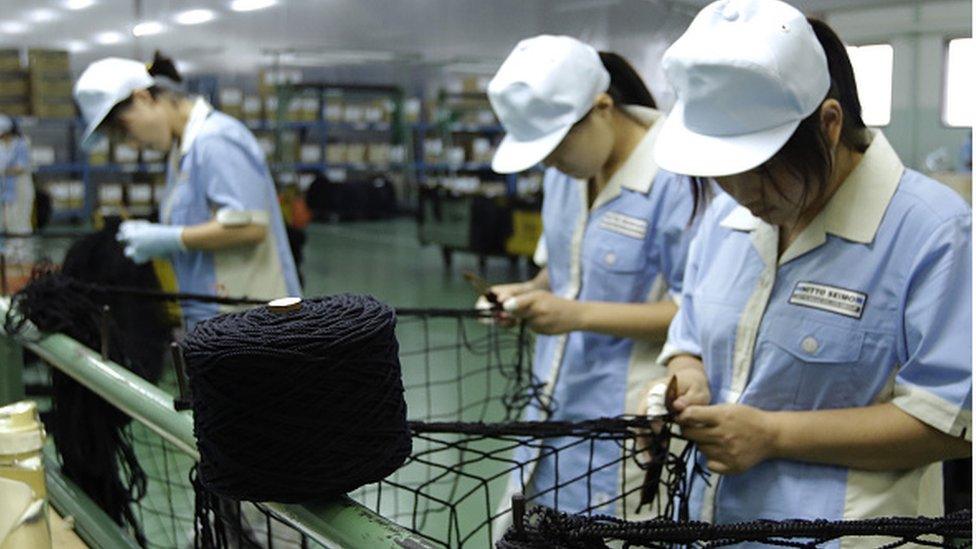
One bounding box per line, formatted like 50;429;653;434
463;271;502;311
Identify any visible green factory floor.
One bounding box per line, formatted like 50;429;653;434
29;218;536;548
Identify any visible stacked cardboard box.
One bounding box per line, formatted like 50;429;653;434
28;49;75;119
0;49;29;116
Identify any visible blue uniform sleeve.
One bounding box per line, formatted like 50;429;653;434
195;134;274;220
656;217;704;366
653;173;696;302
11;139;30;170
893;213;972;441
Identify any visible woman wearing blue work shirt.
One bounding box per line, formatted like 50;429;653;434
0;114;35;260
647;0;971;536
487;35;695;517
73;54;300;329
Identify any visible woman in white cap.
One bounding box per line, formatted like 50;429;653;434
648;0;970;533
0;114;35;260
486;35;696;516
73;54;300;329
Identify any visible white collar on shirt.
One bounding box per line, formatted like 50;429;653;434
720;130;904;245
179;97;214;156
590;105;666;211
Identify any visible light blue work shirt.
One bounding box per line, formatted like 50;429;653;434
510;107;696;517
162;99;300;328
661;132;972;540
0;137;30;204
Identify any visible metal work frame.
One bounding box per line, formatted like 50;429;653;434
0;297;434;549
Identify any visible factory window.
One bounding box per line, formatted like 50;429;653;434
846;44;893;127
943;37;974;127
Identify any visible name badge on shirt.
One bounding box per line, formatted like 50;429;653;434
789;282;867;319
599;211;648;240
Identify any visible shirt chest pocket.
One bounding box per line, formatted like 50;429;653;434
761;315;865;410
588;233;648;274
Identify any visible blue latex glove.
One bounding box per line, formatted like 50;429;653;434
116;220;186;264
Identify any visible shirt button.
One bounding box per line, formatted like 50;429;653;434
605;252;617;266
801;336;819;354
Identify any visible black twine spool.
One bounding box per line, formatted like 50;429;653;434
182;294;412;503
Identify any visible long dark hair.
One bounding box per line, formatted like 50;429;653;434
97;51;184;136
599;51;657;109
690;18;869;218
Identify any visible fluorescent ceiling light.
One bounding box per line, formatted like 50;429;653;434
132;21;165;37
27;9;60;23
269;50;401;67
230;0;277;12
94;31;125;45
64;0;96;9
174;9;216;25
0;21;29;34
65;40;89;53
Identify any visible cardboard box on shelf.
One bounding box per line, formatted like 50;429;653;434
345;143;367;164
31;100;75;119
114;144;139;164
256;136;275;159
300;144;322;164
424;138;443;163
27;49;70;72
99;183;124;205
343;104;365;124
219;88;243;108
223;105;244;120
403;98;421;124
29;71;74;99
46;180;85;209
0;49;22;72
243;96;262;121
143;149;164;163
278;132;299;163
31;146;56;166
0;100;30;117
326;143;347;164
258;68;302;98
471;138;493;164
461;75;489;93
129;183;153;205
367;143;390;165
301;97;318;122
0;72;29;97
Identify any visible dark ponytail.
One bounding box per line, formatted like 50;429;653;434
147;50;183;86
598;52;656;109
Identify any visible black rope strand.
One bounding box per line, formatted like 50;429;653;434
496;507;973;549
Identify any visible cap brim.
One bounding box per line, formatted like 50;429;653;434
654;101;801;178
79;100;118;151
491;125;571;174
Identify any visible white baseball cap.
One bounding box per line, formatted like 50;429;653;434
654;0;831;177
488;35;611;174
0;114;12;135
74;57;155;150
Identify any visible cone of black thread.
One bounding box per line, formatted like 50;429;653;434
181;294;411;503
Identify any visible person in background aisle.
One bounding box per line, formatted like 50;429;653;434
485;35;697;516
647;0;971;539
0;114;36;263
73;52;301;329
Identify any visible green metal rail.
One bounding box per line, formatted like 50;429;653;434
0;297;435;549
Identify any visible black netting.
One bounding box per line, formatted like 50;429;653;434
496;505;973;549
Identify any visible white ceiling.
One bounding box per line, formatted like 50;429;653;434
0;0;939;83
